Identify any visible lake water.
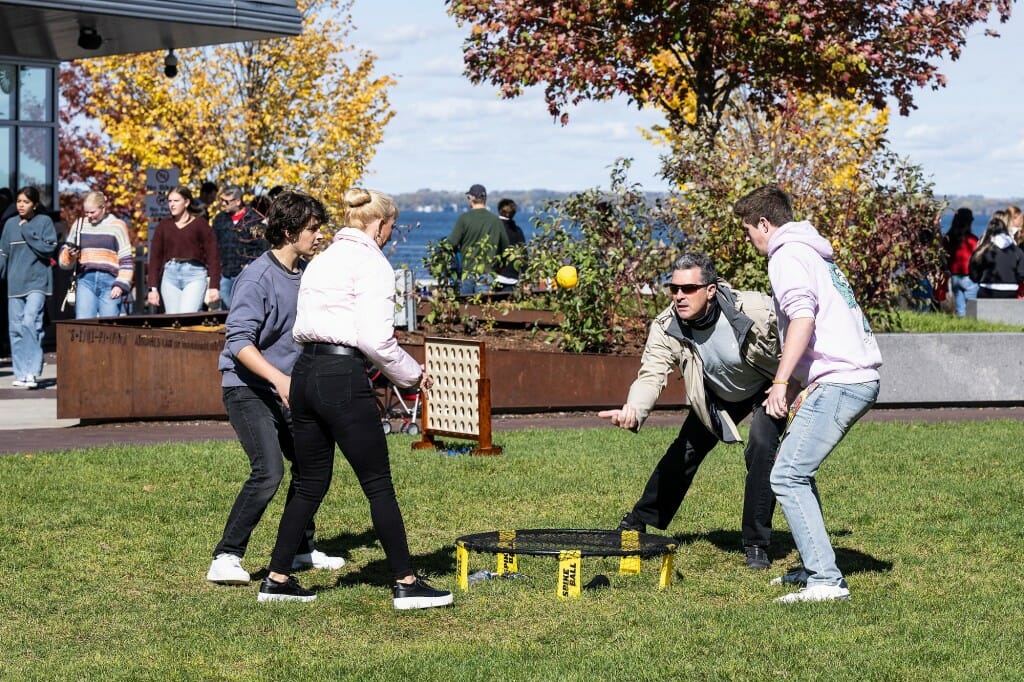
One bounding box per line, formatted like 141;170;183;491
390;208;999;281
385;210;537;282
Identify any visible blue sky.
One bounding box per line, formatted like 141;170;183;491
349;2;1023;198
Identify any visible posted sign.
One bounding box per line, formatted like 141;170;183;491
145;168;180;220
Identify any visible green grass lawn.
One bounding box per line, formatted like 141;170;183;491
2;420;1023;681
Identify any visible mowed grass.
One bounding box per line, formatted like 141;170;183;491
1;419;1023;681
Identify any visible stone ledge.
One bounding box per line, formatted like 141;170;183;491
966;298;1024;326
875;333;1024;406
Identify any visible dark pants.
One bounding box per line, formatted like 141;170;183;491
268;352;413;580
630;389;784;548
214;386;314;558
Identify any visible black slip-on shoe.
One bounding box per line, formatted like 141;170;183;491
257;575;316;603
393;576;454;610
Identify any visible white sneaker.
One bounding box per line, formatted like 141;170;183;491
292;549;346;570
206;553;250;584
774;580;850;603
21;375;37;389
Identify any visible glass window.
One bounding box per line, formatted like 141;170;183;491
18;127;53;207
0;64;14;120
18;67;52;122
0;126;12;194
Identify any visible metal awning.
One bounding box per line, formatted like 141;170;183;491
0;1;303;61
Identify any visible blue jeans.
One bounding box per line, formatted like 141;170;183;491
9;292;46;381
219;274;237;310
160;261;208;313
950;275;978;317
214;386;315;558
770;380;879;587
75;270;124;319
459;274;493;297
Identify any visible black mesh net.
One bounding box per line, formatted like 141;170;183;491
456;529;677;558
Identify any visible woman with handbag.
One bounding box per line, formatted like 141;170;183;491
57;191;134;318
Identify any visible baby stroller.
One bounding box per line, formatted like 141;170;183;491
367;366;422;435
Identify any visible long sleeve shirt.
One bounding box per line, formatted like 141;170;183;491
0;213;58;296
146;214;221;287
58;214;134;293
293;227;422;389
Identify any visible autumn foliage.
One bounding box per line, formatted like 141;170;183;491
62;0;393;238
447;0;1012;140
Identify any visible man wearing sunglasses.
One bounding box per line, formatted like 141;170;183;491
599;252;785;570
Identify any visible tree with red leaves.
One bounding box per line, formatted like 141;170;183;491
447;0;1013;141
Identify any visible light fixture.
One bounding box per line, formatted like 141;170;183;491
164;49;178;78
77;27;103;51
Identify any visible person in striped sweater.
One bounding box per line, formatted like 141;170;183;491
58;191;134;318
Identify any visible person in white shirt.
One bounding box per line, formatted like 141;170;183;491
259;188;453;610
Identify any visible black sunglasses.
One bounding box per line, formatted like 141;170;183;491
666;283;709;295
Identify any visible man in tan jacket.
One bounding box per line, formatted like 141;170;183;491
598;252;785;570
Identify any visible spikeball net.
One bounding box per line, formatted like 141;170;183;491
455;529;678;599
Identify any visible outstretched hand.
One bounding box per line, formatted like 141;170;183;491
598;404;638;430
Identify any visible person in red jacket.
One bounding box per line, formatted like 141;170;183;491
943;208;978;317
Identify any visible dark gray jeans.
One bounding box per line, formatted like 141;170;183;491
213;385;314;559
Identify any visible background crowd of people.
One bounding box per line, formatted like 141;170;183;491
940;205;1024;315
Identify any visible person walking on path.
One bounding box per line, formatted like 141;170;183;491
598;252;784;570
146;186;221;313
207;190;345;586
58;191;134;319
735;184;881;603
446;183;509;296
259;188;452;610
0;186;57;388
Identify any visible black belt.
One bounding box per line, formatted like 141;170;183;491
303;343;363;358
168;258;205;266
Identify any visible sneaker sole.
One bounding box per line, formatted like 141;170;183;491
393;594;454;610
257;592;317;603
292;560;346;570
774;593;850;604
207;575;250;585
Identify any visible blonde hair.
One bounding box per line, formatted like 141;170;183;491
83;191;107;209
344;188;398;230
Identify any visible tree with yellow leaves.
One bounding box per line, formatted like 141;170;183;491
77;0;393;238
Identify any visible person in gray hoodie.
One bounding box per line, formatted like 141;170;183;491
735;184;882;604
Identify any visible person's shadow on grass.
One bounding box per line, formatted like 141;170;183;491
330;541;457;588
671;528;893;577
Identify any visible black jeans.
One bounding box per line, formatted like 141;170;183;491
268;352;414;580
630;389;784;548
214;386;314;558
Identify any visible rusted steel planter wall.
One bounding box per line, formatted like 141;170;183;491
57;314;227;420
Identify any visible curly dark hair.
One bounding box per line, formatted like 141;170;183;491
264;191;327;247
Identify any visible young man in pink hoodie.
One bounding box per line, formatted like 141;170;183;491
735;184;882;603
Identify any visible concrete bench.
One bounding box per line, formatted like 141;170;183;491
875;333;1024;406
967;298;1024;326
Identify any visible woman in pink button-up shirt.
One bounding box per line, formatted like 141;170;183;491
260;188;452;610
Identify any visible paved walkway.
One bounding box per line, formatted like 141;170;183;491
2;356;1022;456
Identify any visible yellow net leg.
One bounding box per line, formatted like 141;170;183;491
456;543;469;591
557;550;582;599
496;552;518;575
619;530;641;575
658;553;674;589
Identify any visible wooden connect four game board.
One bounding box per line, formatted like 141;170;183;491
412;337;502;455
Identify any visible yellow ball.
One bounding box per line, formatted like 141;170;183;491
556;265;578;289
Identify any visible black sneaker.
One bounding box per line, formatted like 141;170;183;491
257;575;316;603
617;511;646;533
393;576;454;610
744;546;771;571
